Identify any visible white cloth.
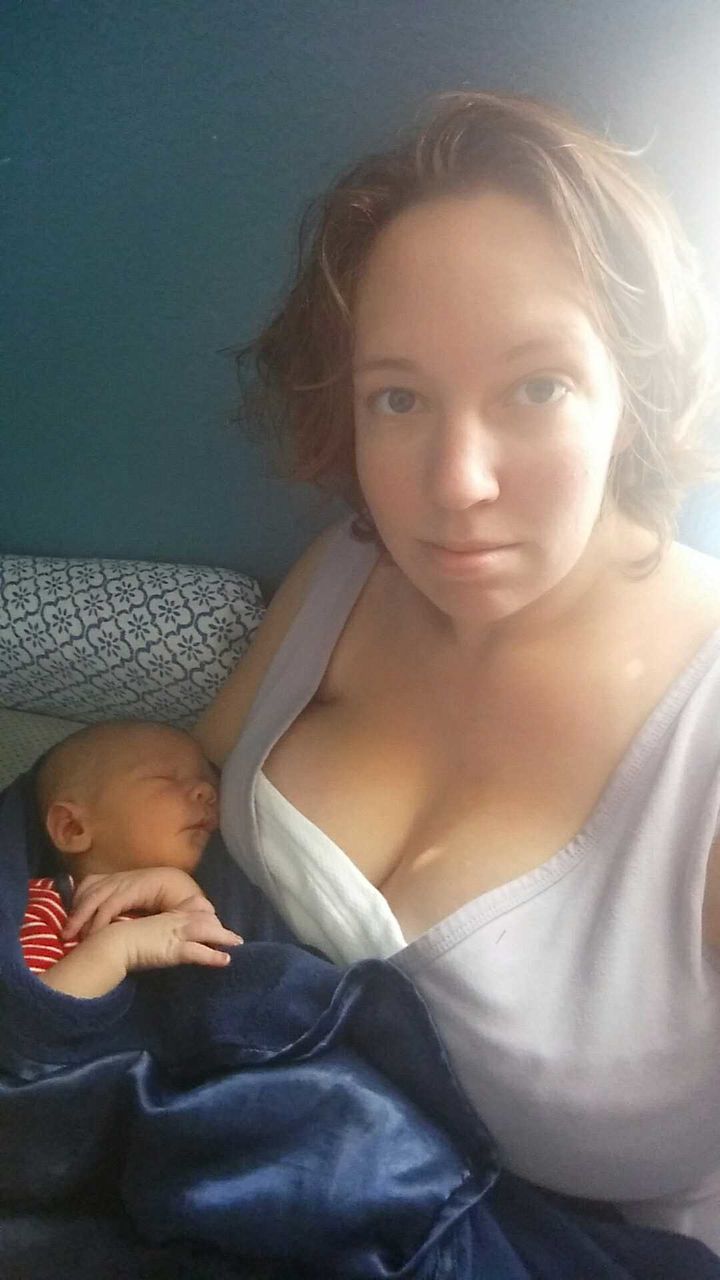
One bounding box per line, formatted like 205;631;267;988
255;770;405;964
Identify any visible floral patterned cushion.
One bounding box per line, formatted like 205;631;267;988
0;554;264;727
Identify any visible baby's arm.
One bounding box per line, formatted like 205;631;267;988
40;906;243;999
64;867;214;941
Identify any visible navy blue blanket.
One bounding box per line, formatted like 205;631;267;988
1;765;718;1278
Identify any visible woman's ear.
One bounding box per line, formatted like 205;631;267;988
611;404;638;458
45;801;93;856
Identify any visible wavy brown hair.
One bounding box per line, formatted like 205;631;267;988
236;90;718;554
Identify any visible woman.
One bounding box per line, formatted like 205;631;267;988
195;91;720;1251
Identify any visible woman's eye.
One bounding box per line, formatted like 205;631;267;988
511;376;569;407
369;386;419;415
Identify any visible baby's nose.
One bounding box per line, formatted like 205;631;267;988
192;779;217;805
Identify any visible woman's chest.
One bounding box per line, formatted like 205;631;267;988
262;545;720;938
398;916;720;1203
262;645;659;936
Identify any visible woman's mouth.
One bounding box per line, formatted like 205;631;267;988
423;540;518;574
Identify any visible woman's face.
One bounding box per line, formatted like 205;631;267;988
352;190;625;627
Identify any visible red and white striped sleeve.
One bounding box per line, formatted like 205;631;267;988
20;878;79;974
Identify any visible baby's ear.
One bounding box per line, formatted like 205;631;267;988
45;801;92;856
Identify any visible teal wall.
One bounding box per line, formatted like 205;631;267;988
3;0;720;589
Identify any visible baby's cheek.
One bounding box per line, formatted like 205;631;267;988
183;827;209;868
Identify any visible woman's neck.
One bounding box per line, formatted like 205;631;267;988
417;513;662;664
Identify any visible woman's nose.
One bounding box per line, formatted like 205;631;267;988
427;414;500;511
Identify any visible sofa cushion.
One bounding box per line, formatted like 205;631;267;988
0;554;264;727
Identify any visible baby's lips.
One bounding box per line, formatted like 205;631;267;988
188;815;218;834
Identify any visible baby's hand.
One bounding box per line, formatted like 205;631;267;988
41;905;243;998
64;867;211;940
113;907;243;974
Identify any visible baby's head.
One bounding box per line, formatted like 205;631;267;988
36;720;219;880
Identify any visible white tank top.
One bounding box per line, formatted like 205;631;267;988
221;518;720;1253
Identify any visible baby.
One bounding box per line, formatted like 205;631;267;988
22;719;242;998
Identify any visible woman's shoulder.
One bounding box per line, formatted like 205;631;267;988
665;541;720;629
193;520;346;765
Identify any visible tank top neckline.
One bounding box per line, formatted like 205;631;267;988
256;609;720;969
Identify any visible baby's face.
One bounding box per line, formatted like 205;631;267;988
87;728;219;874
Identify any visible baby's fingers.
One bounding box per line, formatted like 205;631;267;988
179;911;244;959
175;914;243;969
177;892;216;915
64;883;116;939
176;941;234;968
186;915;244;949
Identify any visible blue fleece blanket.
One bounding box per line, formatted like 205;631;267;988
1;765;718;1279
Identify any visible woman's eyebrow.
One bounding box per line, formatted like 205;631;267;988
501;331;587;363
353;331;588;377
353;355;422;375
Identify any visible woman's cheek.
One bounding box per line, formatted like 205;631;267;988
540;448;610;540
357;438;419;520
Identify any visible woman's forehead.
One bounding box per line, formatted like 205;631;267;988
355;190;581;311
353;294;604;375
351;192;604;365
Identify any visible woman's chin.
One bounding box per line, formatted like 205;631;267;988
398;543;538;623
409;573;537;632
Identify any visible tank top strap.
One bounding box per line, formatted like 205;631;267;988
248;516;379;735
220;518;379;901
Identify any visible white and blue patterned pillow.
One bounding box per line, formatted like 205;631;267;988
0;555;264;727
